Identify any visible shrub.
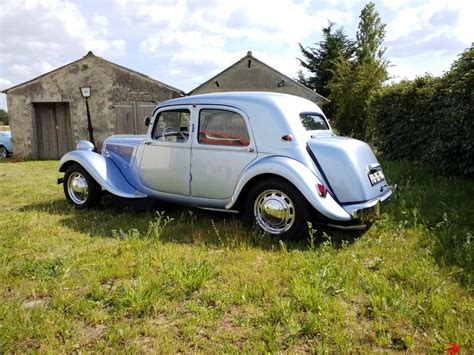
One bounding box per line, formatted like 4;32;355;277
371;45;474;177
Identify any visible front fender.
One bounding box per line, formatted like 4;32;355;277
59;150;147;198
227;156;351;221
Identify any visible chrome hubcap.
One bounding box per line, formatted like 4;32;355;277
67;172;89;205
0;147;7;158
254;189;295;234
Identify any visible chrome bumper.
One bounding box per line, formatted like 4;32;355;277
350;184;397;219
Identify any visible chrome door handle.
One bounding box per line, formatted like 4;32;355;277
247;148;255;152
144;141;151;145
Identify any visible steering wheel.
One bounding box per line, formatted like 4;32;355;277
162;127;187;141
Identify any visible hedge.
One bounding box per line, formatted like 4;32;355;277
370;45;474;178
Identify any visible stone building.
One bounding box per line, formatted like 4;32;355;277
189;51;329;107
2;51;183;159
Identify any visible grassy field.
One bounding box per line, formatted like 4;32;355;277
0;159;473;352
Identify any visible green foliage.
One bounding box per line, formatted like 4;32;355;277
371;45;474;177
355;2;387;64
0;109;8;125
297;22;354;119
328;2;388;139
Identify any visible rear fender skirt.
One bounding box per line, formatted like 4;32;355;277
227;156;351;221
58;150;147;199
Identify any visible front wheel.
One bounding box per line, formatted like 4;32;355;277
63;164;101;208
244;178;309;238
0;146;8;159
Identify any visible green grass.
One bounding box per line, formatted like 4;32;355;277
0;159;473;352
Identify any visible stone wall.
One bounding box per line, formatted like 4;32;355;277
6;54;182;159
191;55;327;107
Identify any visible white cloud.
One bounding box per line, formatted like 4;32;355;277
386;0;473;44
0;78;12;90
132;0;340;91
114;0;188;28
384;0;472;79
0;0;126;94
447;0;474;43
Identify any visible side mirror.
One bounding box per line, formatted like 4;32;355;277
144;116;150;127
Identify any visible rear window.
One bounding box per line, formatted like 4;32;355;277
300;113;329;130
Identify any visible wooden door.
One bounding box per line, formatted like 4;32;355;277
115;101;155;135
114;101;134;134
34;102;73;160
135;102;155;134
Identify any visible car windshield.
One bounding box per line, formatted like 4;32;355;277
299;113;329;131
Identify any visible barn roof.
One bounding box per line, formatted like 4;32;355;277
2;51;184;95
188;51;329;104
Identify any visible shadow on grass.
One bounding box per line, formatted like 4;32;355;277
20;195;365;252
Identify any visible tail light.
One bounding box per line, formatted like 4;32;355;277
317;183;328;197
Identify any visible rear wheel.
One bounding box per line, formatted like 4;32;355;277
244;177;309;238
63;164;101;208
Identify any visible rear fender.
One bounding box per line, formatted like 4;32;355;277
227;156;351;221
59;150;147;198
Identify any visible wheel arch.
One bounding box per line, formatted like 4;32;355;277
58;150;146;199
232;173;299;212
227;156;352;221
59;160;77;173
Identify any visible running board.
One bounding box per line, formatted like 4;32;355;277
197;207;240;214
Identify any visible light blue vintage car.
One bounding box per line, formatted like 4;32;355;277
0;131;12;158
58;92;395;237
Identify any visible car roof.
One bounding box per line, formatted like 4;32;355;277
158;91;315;109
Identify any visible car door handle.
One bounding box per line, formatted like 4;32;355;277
247;147;255;152
144;141;151;145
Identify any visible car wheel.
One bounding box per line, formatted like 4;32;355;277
244;177;309;238
0;145;8;159
63;164;101;208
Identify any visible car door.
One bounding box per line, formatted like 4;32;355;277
138;106;192;196
191;106;257;199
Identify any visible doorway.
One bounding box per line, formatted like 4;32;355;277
33;102;73;160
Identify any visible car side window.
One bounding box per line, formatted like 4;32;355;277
198;109;250;147
152;109;190;143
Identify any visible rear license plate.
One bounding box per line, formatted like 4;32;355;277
368;170;385;186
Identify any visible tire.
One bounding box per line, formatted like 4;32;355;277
0;145;8;159
244;177;309;238
63;163;101;208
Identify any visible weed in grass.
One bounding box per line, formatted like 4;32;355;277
9;257;65;280
164;260;215;297
146;211;174;240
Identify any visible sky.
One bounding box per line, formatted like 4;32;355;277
0;0;472;111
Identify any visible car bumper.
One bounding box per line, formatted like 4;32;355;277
318;184;397;230
345;184;396;219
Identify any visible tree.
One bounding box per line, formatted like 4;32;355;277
297;22;354;119
355;2;387;65
328;2;388;140
0;109;8;125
